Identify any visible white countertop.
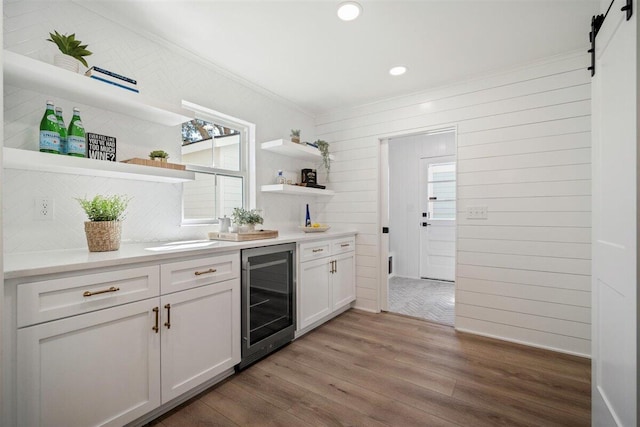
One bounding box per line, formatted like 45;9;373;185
3;230;357;280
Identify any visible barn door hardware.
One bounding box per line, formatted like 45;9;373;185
588;0;632;76
621;0;632;20
587;13;605;76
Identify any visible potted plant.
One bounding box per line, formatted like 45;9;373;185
76;194;130;252
315;140;331;175
290;129;301;144
149;150;169;162
47;30;92;73
231;207;263;232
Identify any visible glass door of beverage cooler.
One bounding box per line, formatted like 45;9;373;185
240;243;295;368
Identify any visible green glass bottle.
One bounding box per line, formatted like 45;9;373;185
67;107;86;157
55;107;67;155
39;100;60;154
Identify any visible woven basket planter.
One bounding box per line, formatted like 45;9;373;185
84;221;122;252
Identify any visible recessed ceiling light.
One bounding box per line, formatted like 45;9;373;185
389;66;407;76
337;1;362;21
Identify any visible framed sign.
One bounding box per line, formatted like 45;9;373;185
87;132;116;161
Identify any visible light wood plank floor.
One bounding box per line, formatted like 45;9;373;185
150;310;591;426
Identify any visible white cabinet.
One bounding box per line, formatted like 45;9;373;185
12;252;240;427
298;235;356;333
298;256;333;328
17;298;161;427
160;260;240;403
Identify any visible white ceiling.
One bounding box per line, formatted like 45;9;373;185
82;0;599;116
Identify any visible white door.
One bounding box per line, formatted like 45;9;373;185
332;251;356;310
298;257;332;329
592;1;637;426
419;156;456;281
17;299;161;427
161;279;240;403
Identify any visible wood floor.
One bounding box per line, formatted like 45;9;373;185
150;309;591;427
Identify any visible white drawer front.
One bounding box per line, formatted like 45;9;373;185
331;237;356;255
299;241;332;262
161;252;239;294
17;265;160;327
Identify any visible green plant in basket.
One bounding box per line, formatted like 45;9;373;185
231;207;263;225
76;194;130;222
47;30;92;67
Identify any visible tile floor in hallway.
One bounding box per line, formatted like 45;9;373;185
388;276;455;326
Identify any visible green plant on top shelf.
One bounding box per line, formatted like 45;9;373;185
231;207;263;225
290;129;301;143
76;194;130;222
47;30;92;67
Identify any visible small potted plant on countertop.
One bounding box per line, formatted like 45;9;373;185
149;150;169;162
290;129;301;144
76;194;130;252
231;207;264;233
47;30;92;73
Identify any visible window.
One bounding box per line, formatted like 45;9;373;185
427;162;456;220
180;102;255;225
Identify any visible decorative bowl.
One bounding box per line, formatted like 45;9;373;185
299;225;331;233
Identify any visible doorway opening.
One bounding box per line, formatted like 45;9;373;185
383;128;456;326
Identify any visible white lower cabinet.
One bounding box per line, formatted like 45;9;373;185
160;278;240;402
298;236;356;332
17;298;161;427
298;256;333;328
13;253;241;427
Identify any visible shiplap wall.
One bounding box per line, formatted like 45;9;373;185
315;52;591;356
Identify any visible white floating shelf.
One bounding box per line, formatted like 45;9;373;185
261;184;335;197
261;139;335;161
3;50;194;126
3;148;195;183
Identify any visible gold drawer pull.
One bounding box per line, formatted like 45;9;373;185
340;243;350;247
194;268;217;276
83;286;120;297
312;248;324;253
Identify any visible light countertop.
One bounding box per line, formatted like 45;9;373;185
4;230;357;280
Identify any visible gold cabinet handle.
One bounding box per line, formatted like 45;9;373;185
194;268;217;276
164;304;171;329
152;307;159;333
83;286;120;297
330;260;336;274
312;248;324;253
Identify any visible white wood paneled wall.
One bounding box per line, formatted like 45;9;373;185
315;53;591;356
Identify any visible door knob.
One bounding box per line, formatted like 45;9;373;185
422;222;431;227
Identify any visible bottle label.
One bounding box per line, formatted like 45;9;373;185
39;130;60;152
72;120;84;129
67;135;86;156
47;114;58;122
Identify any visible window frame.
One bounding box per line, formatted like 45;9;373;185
180;100;256;226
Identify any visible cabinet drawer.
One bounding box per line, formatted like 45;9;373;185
161;252;239;294
17;265;160;327
332;236;356;255
299;240;332;262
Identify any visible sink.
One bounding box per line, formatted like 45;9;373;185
145;240;218;252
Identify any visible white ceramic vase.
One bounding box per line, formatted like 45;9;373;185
53;54;80;73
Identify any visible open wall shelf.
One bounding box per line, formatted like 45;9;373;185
3;148;195;183
261;184;335;197
3;50;193;126
260;139;335;162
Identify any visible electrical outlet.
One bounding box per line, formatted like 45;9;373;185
36;198;54;220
